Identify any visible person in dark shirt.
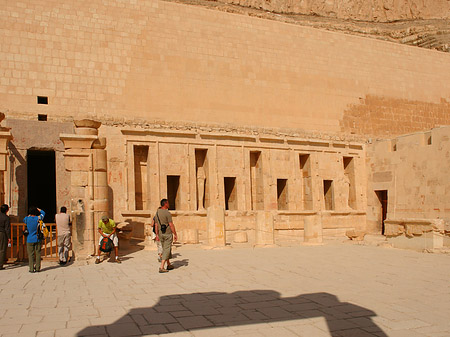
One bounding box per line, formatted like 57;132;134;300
0;204;11;270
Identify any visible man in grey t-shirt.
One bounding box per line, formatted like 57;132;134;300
155;199;178;273
55;206;71;265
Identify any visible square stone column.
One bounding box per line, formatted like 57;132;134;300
207;205;226;247
60;119;108;259
304;215;323;244
255;211;274;246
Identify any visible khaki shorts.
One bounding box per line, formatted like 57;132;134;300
99;233;118;247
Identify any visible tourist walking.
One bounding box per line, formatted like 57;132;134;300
55;206;71;265
95;215;121;264
0;204;11;270
24;207;45;273
155;199;177;273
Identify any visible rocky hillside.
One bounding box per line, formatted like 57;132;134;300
165;0;450;52
216;0;450;22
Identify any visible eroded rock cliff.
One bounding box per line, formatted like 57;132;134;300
217;0;450;22
165;0;450;52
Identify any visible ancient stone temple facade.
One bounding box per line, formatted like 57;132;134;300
1;0;449;256
115;125;366;246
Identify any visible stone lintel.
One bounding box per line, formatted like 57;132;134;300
322;211;366;216
259;136;285;144
348;143;364;150
121;128;197;138
63;151;91;157
199;132;256;142
286;138;310;146
385;218;444;225
276;211;317;215
286;138;330;147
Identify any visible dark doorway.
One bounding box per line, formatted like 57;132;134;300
375;190;388;235
323;180;334;210
276;178;288;210
167;175;180;210
224;177;237;211
27;150;56;223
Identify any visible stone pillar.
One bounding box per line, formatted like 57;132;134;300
304;215;323;244
255;211;274;246
92;142;108;231
0;113;12;204
207;205;226;247
60;119;108;259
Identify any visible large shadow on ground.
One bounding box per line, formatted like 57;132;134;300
77;291;387;336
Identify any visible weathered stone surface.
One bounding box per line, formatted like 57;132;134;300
233;231;248;243
70;171;88;187
180;229;199;244
372;171;393;183
64;155;91;172
346;229;366;241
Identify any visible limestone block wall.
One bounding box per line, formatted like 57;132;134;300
366;126;450;234
224;211;256;245
1;0;449;139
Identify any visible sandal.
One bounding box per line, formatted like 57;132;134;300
159;268;168;273
167;265;174;270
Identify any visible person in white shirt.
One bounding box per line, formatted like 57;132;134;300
55;206;71;265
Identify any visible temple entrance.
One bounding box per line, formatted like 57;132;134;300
375;190;388;235
27;150;56;223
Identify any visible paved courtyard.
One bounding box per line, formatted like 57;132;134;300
1;243;449;337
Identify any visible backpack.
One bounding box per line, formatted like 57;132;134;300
37;219;49;241
99;237;114;252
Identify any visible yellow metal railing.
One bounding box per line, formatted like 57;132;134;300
7;223;59;262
